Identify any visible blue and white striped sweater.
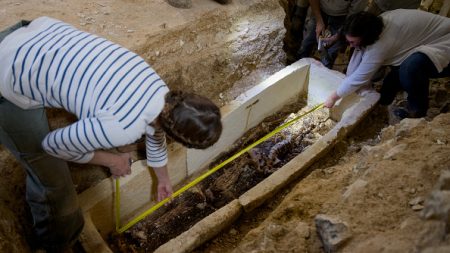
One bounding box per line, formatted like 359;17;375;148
0;17;169;167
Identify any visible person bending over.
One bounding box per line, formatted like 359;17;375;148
0;17;222;252
324;10;450;119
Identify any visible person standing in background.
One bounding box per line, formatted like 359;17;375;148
280;0;310;65
298;0;368;69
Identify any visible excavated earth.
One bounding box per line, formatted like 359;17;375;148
110;102;334;252
0;1;449;253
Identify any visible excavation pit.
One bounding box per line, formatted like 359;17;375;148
110;101;333;252
78;59;379;253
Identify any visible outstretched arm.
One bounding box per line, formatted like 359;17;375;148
152;165;173;201
146;125;172;201
325;47;385;108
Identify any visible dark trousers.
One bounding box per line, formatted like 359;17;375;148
0;21;84;252
379;52;450;117
298;12;346;69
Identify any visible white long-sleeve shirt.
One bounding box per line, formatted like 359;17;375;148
337;9;450;97
0;17;169;167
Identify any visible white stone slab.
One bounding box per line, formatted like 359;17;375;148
186;64;310;175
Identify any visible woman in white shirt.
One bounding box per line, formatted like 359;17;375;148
325;10;450;118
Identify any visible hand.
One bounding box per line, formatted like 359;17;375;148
108;153;133;179
324;91;340;108
152;165;173;202
156;179;173;202
315;21;325;40
321;34;338;48
89;151;133;179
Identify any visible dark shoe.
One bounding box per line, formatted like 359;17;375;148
393;107;425;120
393;107;410;120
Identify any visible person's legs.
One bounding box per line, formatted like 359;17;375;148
0;97;83;252
282;0;309;64
320;15;346;69
379;66;401;105
298;15;317;59
398;52;448;117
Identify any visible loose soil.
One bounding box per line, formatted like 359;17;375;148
0;1;449;253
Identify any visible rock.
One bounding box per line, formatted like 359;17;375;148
436;139;446;145
421;170;450;224
233;221;310;253
359;144;374;157
394;118;426;139
415;220;447;252
409;196;424;206
315;214;352;253
412;204;424;211
352;161;368;172
421;190;450;223
342;179;368;199
435;170;450;191
383;143;407;160
380;125;395;141
229;228;238;235
166;0;192;9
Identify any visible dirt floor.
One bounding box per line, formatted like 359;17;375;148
0;0;449;253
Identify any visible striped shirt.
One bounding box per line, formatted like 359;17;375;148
0;17;169;167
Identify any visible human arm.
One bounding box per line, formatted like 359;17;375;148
89;150;132;178
326;47;384;108
152;165;173;201
41;116;130;162
41;113;139;178
309;0;325;39
146;125;172;201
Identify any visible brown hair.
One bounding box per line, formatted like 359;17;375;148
158;91;222;149
341;11;384;47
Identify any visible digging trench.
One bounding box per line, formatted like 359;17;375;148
109;101;335;252
0;1;291;252
1;1;449;253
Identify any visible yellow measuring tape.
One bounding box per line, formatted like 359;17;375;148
115;103;324;233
